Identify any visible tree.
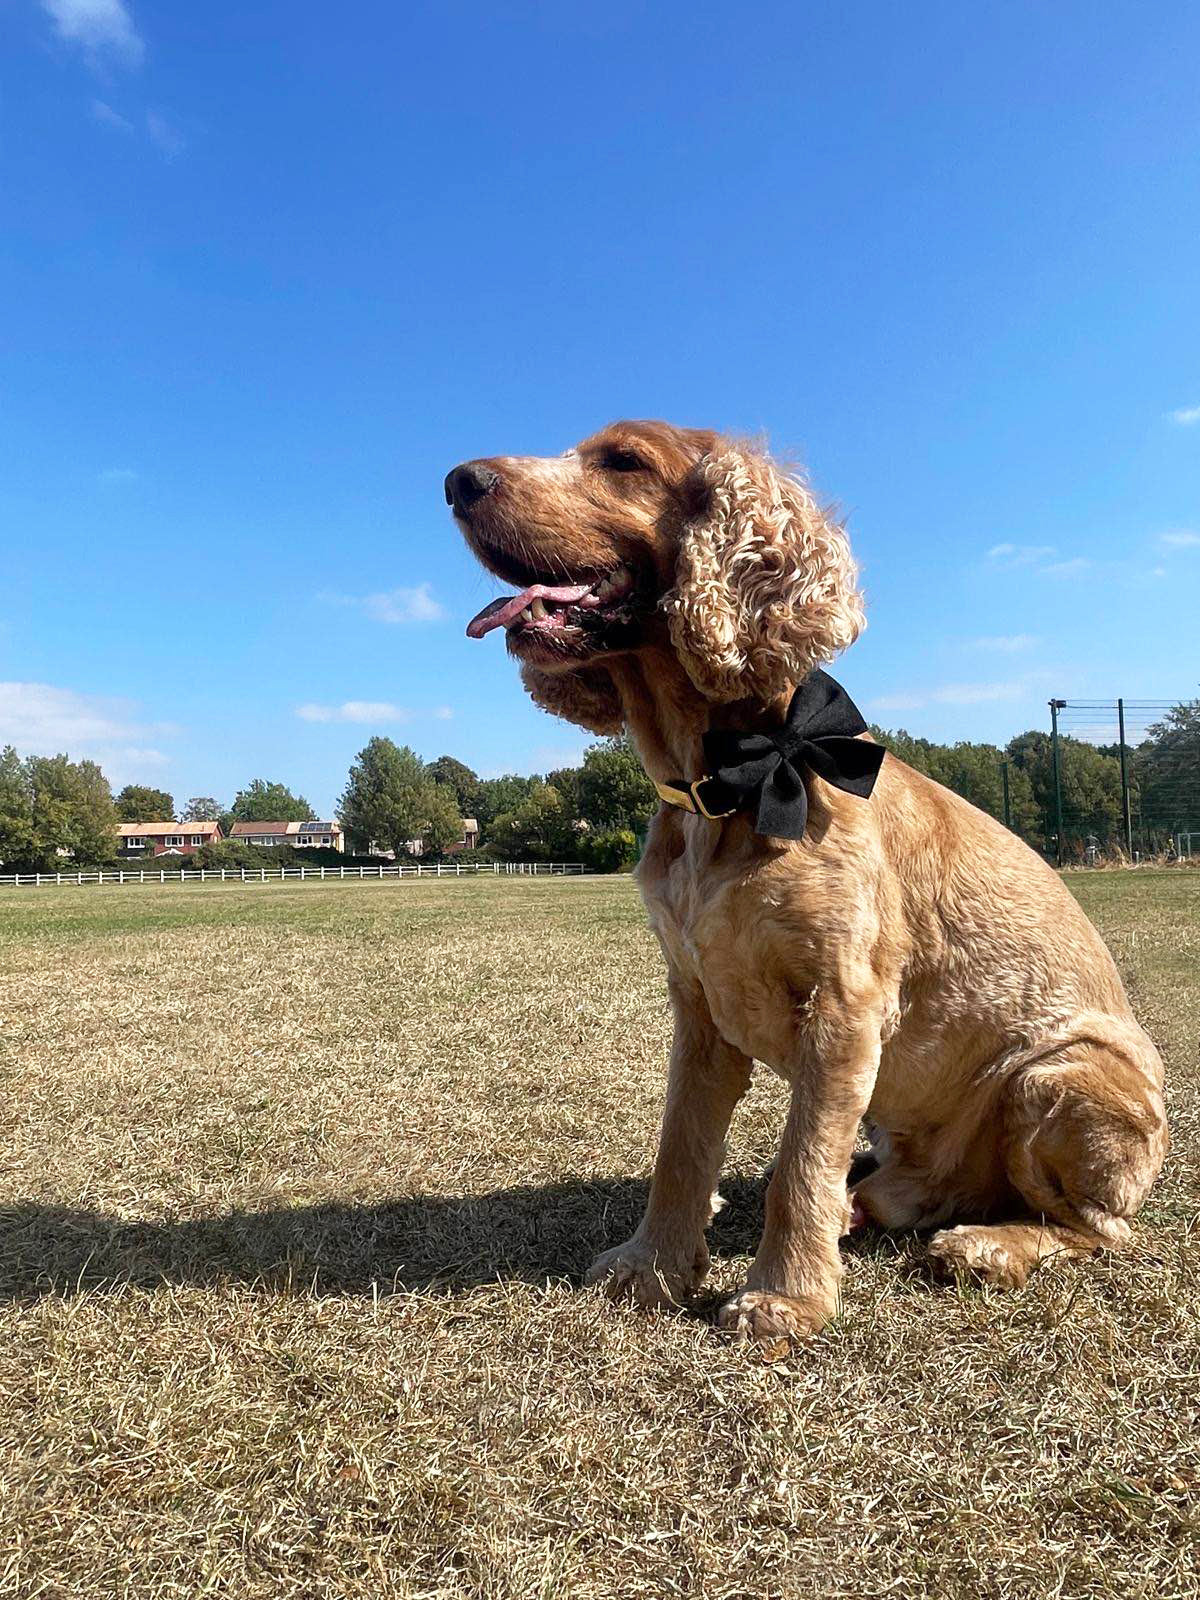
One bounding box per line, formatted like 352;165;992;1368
475;774;535;833
423;783;466;854
577;737;658;830
0;746;36;868
339;738;458;854
2;753;119;870
230;780;315;823
1007;730;1124;854
1137;698;1200;845
427;756;481;818
182;796;222;823
488;782;574;861
115;784;175;822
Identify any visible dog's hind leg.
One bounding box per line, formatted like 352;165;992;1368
928;1029;1167;1288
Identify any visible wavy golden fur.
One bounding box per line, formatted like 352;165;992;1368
448;420;1167;1345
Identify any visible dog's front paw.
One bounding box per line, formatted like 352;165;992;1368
927;1225;1031;1289
584;1238;707;1309
718;1288;834;1344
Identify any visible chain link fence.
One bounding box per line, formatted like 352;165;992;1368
1046;699;1198;864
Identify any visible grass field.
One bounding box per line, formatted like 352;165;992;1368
1;872;1197;1599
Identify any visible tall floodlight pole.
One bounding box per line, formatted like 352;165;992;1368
1001;760;1012;830
1117;697;1134;860
1050;699;1067;866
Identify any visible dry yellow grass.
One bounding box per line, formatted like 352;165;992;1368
0;873;1197;1599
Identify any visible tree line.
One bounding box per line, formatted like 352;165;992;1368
1;697;1196;874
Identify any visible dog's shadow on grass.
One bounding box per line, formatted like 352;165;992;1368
0;1174;916;1302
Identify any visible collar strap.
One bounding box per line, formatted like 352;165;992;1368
652;669;885;840
653;776;738;821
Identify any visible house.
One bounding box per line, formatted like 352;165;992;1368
445;817;480;854
117;821;222;857
393;817;480;857
229;820;345;852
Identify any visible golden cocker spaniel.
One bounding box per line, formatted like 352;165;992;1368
446;420;1167;1344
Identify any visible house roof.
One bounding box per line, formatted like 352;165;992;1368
117;821;220;837
461;818;479;831
298;821;341;833
229;821;298;837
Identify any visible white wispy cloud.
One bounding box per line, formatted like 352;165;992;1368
869;693;925;713
98;465;138;485
433;705;454;720
932;680;1027;706
0;682;173;781
296;701;411;725
1159;530;1200;549
90;97;133;131
1169;405;1200;426
985;543;1057;569
321;583;445;624
145;108;185;156
41;0;144;69
971;633;1037;653
872;676;1044;714
1039;557;1091;578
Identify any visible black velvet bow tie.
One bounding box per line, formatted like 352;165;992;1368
655;670;885;840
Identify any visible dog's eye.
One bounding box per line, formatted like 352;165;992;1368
600;449;646;474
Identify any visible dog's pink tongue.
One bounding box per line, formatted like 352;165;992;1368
466;583;594;638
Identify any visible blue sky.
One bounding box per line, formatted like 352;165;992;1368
3;0;1198;815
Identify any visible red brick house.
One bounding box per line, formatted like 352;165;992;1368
117;821;223;857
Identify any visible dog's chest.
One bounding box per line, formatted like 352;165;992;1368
640;858;805;1068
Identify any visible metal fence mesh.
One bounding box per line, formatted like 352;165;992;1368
1050;699;1198;861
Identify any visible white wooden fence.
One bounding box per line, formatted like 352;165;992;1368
0;861;591;890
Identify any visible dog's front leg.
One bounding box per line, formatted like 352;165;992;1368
585;975;751;1308
721;994;883;1343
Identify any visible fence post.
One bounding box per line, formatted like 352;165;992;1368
1050;699;1066;866
160;870;165;883
1117;697;1134;860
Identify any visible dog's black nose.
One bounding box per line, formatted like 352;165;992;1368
444;462;498;515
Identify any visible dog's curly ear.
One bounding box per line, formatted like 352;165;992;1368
520;663;625;735
663;445;865;703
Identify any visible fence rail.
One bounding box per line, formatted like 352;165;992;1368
0;861;592;890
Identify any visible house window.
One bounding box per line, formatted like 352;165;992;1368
126;837;146;850
165;836;184;847
321;836;331;846
190;835;203;847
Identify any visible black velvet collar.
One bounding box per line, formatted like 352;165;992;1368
654;669;885;840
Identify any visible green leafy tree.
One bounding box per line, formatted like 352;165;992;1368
114;784;175;822
1136;698;1200;845
545;765;582;821
230;780;315;823
0;745;37;868
427;756;481;818
1006;730;1124;854
423;783;467;854
22;754;118;868
488;782;575;861
577;737;658;830
476;774;535;834
182;796;222;823
339;738;458;854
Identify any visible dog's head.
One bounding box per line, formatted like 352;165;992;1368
446;420;864;732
